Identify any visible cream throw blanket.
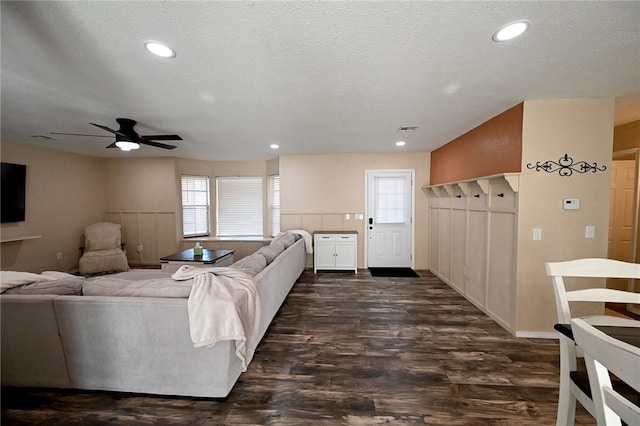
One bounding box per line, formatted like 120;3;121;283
0;271;78;293
171;265;260;371
284;229;313;254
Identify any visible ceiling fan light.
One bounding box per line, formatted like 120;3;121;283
144;41;176;58
115;141;140;151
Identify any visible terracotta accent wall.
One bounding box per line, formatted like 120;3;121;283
430;103;523;185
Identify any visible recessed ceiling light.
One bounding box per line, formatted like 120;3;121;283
270;144;280;149
144;41;176;58
395;141;406;147
492;20;530;42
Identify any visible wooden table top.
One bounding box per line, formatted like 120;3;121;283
554;323;640;348
160;248;234;264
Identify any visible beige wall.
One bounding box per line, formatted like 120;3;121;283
1;141;106;272
0;148;282;271
102;157;276;265
104;157;179;265
279;152;431;269
517;99;615;332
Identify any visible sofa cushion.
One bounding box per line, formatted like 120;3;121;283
237;253;268;277
83;277;192;297
257;242;285;264
86;237;118;251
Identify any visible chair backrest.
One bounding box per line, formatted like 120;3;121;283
84;222;123;251
571;318;640;426
545;258;640;323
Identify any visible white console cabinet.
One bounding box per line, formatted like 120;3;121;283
313;231;357;273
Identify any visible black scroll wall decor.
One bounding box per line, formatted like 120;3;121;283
526;153;606;177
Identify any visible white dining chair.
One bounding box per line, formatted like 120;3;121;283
571;317;640;426
545;258;640;426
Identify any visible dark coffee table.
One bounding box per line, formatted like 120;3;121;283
160;248;234;273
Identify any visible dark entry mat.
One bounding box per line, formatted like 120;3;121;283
368;268;420;278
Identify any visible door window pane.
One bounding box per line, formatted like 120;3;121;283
374;176;406;224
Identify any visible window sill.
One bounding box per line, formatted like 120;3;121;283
183;236;273;243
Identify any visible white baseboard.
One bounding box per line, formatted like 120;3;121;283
515;331;558;339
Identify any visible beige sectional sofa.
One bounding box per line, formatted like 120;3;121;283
1;232;308;398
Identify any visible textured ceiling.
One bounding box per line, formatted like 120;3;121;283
1;1;639;161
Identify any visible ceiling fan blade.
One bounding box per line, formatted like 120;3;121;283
139;140;177;150
51;132;113;138
105;142;118;149
141;134;183;141
90;123;119;134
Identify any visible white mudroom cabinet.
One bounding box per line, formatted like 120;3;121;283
425;174;519;333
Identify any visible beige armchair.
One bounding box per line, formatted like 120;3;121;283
78;222;129;275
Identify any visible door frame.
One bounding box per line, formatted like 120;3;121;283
611;148;640;313
611;148;640;267
364;169;416;269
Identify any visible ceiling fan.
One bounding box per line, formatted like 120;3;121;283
52;118;182;151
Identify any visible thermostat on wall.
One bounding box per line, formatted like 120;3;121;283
563;198;580;210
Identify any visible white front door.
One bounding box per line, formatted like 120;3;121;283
366;170;413;268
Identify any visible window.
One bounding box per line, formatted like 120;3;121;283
216;176;263;236
270;175;280;236
181;175;210;237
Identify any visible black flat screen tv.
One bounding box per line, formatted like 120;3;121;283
1;162;27;223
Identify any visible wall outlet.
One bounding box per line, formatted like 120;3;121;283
355;213;364;220
137;244;144;253
345;213;351;220
57;251;63;260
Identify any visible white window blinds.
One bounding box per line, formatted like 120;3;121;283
216;176;263;236
270;175;280;236
182;175;210;237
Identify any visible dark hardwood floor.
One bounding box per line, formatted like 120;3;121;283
2;270;596;425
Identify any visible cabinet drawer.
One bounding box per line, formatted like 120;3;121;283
315;234;356;242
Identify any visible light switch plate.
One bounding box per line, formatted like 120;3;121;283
585;226;595;239
533;228;542;241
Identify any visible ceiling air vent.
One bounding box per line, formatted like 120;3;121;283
398;126;418;132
